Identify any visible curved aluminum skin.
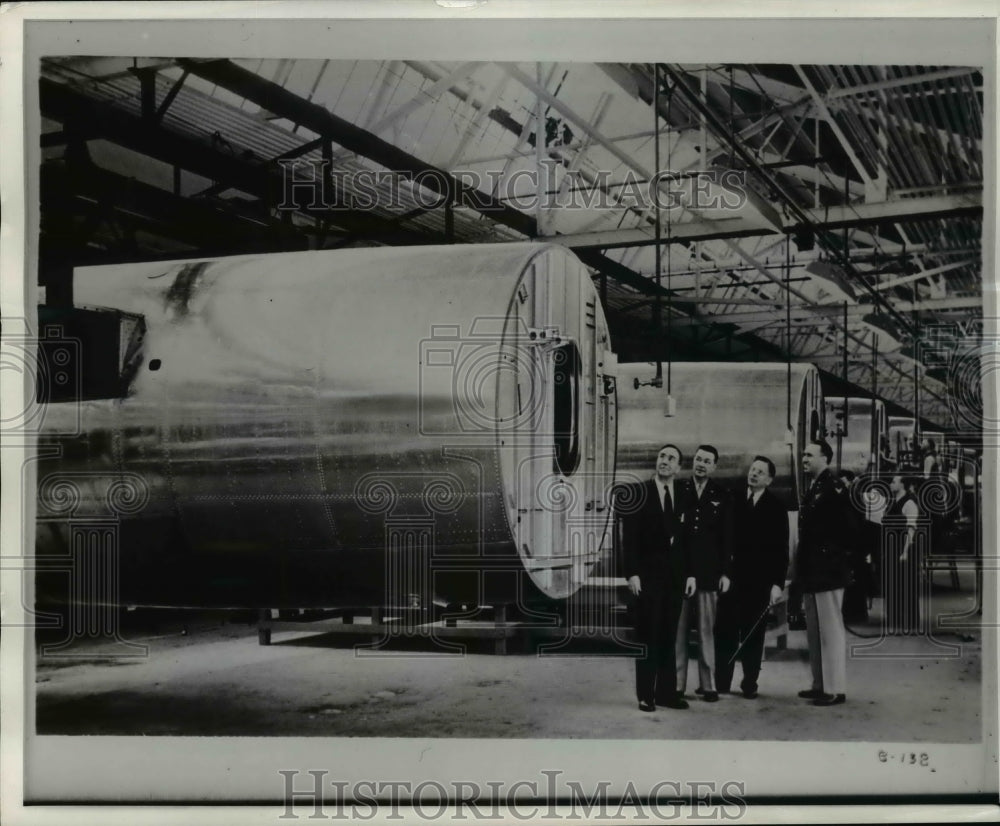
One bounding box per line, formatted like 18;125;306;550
36;243;618;609
824;397;888;476
614;362;824;508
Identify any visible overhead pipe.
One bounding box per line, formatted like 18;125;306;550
652;62;664;389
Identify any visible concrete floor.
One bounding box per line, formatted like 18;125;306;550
35;570;984;742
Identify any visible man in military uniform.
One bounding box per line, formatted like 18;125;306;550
675;445;733;702
795;439;852;706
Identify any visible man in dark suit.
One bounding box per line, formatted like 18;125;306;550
618;444;696;712
796;439;852;706
675;445;733;702
714;455;789;698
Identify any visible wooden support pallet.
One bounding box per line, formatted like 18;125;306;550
257;592;791;654
256;605;634;654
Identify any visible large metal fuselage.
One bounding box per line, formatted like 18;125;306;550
35;244;618;609
615;362;826;508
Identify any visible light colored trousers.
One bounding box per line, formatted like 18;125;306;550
676;590;717;693
803;588;847;695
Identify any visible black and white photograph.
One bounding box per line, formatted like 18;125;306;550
1;3;997;823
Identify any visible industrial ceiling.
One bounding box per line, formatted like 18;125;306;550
38;57;985;435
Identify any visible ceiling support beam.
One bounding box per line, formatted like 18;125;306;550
173;59;758;327
803;192;981;227
873;258;977;292
155;68;189;122
545;191;981;251
41;161;309;254
793;65;875;186
825;68;978;100
667;295;983;327
177;58;537;239
547;218;766;250
365;62;480;136
501;62;686;201
40;78;445;248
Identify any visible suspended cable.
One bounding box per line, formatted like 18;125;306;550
913;305;921;448
786;234;792;432
728;65;735;169
839;299;849;473
654;62;663;388
872;233;880;473
666;64;673;397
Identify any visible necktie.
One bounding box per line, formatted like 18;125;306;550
663;485;672;514
748;489;754;503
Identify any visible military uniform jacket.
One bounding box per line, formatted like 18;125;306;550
679;478;734;590
795;468;852;593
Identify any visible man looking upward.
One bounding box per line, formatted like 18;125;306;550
675;445;733;702
796;440;852;706
715;456;788;698
619;444;696;712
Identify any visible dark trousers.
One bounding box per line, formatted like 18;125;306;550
715;587;769;693
634;581;684;703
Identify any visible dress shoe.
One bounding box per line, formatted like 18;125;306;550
660;695;689;710
717;688;732;695
638;700;656;713
812;693;846;707
742;689;758;699
797;688;824;699
701;691;719;702
694;687;704;696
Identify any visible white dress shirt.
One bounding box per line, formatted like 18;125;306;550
654;477;676;511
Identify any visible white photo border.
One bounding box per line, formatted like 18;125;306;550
2;2;998;824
